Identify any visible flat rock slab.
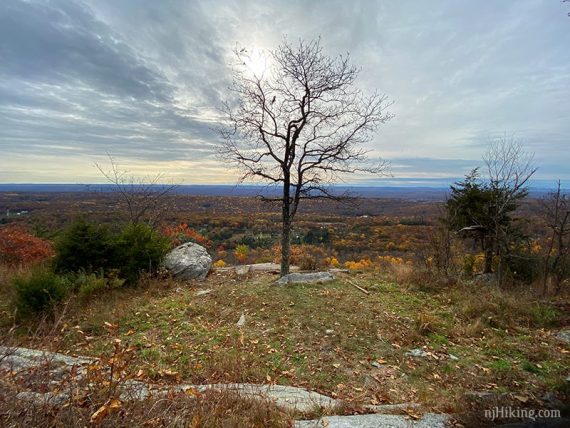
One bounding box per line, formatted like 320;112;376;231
495;418;570;428
329;268;350;274
15;391;70;406
179;383;337;413
405;348;429;358
217;263;300;273
276;272;335;286
295;413;449;428
0;347;335;413
0;346;95;373
235;265;251;275
554;329;570;345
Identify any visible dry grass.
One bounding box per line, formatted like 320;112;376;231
1;266;568;422
0;264;28;324
0;386;291;428
450;284;564;331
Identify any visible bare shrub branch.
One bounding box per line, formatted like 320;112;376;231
94;155;178;227
483;135;538;283
541;181;570;295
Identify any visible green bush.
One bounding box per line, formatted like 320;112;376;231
54;220;169;285
54;218;115;274
115;223;170;284
503;252;542;284
67;271;126;299
462;254;476;277
13;269;68;315
529;304;560;327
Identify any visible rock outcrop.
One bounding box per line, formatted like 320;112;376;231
1;346;452;425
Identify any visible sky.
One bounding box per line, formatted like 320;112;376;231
0;0;569;186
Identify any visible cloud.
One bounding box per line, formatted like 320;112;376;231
0;0;569;184
0;0;171;100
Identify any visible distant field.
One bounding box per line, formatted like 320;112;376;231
0;190;546;267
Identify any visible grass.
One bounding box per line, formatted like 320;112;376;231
0;264;27;324
1;267;569;421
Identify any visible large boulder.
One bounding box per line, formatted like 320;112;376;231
163;242;212;280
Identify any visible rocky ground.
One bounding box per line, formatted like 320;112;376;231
1;345;449;427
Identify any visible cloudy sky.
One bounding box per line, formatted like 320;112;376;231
1;0;569;186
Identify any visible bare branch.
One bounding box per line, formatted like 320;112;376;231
218;38;392;275
481;135;538;282
95;154;178;227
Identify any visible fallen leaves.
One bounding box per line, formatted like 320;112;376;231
371;374;383;385
404;409;421;420
90;398;122;425
157;369;180;381
184;387;200;397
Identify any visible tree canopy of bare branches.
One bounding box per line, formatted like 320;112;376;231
541;181;569;295
219;38;393;276
483;137;537;280
95;155;177;227
484;137;537;215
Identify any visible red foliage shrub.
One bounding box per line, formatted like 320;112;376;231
162;223;212;248
0;224;55;265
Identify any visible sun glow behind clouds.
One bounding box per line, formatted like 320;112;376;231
242;47;268;78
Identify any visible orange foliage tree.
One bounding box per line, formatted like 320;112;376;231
162;223;212;248
271;244;327;270
0;224;55;265
234;244;249;264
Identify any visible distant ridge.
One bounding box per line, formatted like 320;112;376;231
0;183;447;200
0;183;558;200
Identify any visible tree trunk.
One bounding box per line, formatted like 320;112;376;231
281;214;291;277
484;237;493;274
542;238;554;296
280;178;291;277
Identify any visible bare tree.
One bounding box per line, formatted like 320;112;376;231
541;181;569;295
483;136;538;283
219;38;393;276
423;201;457;276
95;155;177;227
